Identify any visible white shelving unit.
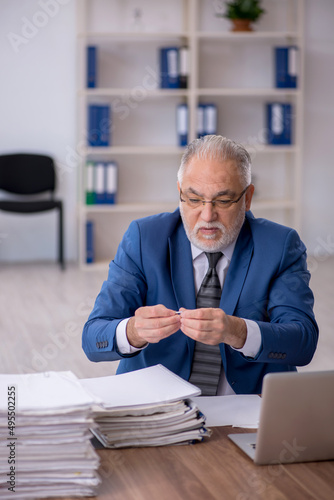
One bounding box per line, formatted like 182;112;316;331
77;0;304;269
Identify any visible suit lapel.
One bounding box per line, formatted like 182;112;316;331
168;222;196;311
220;216;253;315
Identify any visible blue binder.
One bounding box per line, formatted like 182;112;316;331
266;103;292;145
99;105;111;146
88;105;111;147
176;104;188;146
160;47;179;88
87;105;100;146
95;162;106;203
87;46;97;88
179;46;189;89
105;162;118;204
204;104;218;135
197;104;206;138
275;47;298;88
86;221;94;263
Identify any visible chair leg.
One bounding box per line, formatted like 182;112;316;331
58;204;65;270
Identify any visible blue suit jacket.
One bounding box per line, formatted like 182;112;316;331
82;210;318;394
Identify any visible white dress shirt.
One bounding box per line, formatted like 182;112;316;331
116;239;262;395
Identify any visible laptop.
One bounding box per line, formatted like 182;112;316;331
228;370;334;465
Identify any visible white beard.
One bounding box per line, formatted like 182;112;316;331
179;202;246;252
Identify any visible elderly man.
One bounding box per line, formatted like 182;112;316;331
82;135;318;395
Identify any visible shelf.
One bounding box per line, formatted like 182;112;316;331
81;202;178;214
244;145;299;154
196;88;300;97
78;31;300;42
77;31;190;41
197;31;300;40
83;144;297;156
83;145;185;155
79;88;189;98
79;88;300;98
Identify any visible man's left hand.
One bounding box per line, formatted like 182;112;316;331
179;308;247;349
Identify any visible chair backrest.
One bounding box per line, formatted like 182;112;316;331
0;154;56;195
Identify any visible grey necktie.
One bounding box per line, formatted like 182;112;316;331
188;252;223;396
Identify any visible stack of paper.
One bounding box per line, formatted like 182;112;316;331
81;364;211;448
0;371;101;499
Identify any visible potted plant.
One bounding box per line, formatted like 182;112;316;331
217;0;266;32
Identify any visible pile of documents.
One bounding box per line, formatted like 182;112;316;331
81;364;211;448
0;371;101;499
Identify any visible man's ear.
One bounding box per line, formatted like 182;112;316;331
177;181;180;193
245;184;255;211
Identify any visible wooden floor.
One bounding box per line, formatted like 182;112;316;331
0;257;333;378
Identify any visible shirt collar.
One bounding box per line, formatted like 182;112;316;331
191;238;237;263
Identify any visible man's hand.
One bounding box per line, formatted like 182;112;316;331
126;305;181;348
179;308;247;349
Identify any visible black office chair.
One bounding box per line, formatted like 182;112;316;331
0;153;65;269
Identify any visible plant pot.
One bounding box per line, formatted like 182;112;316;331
230;19;253;31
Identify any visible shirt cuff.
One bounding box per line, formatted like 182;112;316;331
232;319;262;358
116;318;147;355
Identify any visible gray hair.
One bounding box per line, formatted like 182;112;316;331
177;135;251;187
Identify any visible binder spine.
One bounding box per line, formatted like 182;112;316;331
176;104;188;147
179;46;189;89
266;103;292;145
86;220;94;264
87;105;111;147
275;47;298;89
87;46;97;88
160;47;179;88
95;162;106;203
204;104;218;135
85;161;95;205
105;162;118;204
99;105;111;146
197;104;206;138
87;105;99;146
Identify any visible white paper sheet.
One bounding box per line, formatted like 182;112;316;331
191;395;261;428
81;364;201;409
0;371;98;411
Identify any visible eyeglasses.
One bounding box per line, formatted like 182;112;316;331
179;185;250;210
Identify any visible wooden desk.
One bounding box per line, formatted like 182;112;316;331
91;427;334;500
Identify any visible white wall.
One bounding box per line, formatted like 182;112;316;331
302;0;334;260
0;0;77;262
0;0;333;263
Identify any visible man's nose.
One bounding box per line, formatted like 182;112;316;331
200;201;218;221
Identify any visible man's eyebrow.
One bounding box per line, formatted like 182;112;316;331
186;187;236;197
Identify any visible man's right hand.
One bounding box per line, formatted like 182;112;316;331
126;305;181;348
